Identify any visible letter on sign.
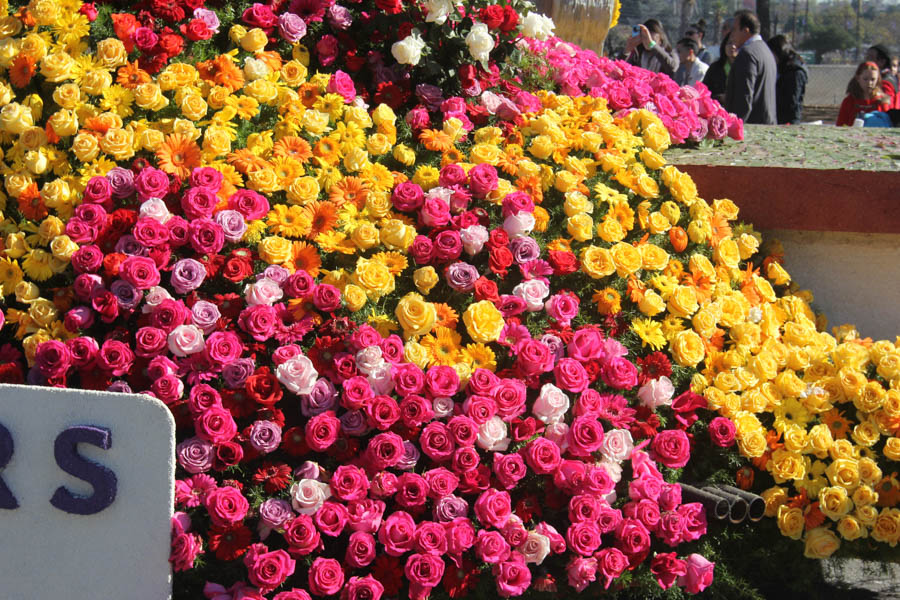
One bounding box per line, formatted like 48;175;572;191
50;425;118;515
0;422;18;509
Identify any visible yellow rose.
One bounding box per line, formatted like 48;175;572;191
883;438;900;462
366;133;392;156
638;244;669;272
878;353;900;380
353;258;395;299
380;219;415;251
642;122;670;152
596;217;626;243
807;424;834;458
563;191;591;216
0;15;24;38
609;242;641;278
283;176;318;205
342;284;367;312
640;148;666;169
4;173;32;198
40;52;75;82
413;266;439;295
871;508;900;547
258;236;293;264
566;214;593;242
470;143;501;165
777;505;805;540
762;486;789;517
687;219;711;244
241;28;269;52
852;484;879;507
783;425;808;453
826;458;860;491
691;308;718;338
768;448;807;483
836;516;867;541
27;298;58;328
671;330;705;367
95;38;128;68
463;301;504;344
852;422;880;448
180;94;208;120
24;150;48;175
713;238;740;269
248;168;281;193
635;174;661;200
403;341;430;369
803;527;840;559
138;129;166;152
638;290;666;317
371;104;396;125
350;223;379;251
395;292;436;339
818;486;853;520
858;457;882;486
533;206;549;233
667;285;699;319
202;126;232;156
40;179;70;207
47;109;78;137
246;79;278;104
578;246;613;279
99;128;135;161
528;135;555;160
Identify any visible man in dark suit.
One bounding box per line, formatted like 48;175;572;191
725;10;777;124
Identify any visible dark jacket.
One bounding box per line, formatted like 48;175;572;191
775;61;808;124
626;44;680;78
725;36;778;124
702;60;729;105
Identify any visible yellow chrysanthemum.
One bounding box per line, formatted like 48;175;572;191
462;343;497;372
774;397;813;434
632;318;666;351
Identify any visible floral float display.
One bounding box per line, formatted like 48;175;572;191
0;0;896;599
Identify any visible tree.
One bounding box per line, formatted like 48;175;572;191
801;22;856;61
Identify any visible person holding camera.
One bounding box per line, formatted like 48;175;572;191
623;19;679;78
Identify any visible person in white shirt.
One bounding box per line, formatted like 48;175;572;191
674;38;709;87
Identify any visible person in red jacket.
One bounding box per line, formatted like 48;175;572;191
836;62;892;126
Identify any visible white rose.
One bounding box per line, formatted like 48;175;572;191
477;416;510;451
520;12;555;41
290;479;331;514
243;57;270;81
503;210;535;237
518;531;551;565
425;186;452;206
367;362;394;396
276;355;319;395
244;278;283;306
544;422;569;453
600;429;634;463
460;224;489;256
167;324;205;357
637;376;675;410
391;31;427;66
532;383;570;424
355;345;385;376
432;396;454;419
512;279;549;312
142;286;173;313
423;0;456;24
465;22;495;63
139;198;171;223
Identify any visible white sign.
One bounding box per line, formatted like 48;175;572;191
0;385;175;600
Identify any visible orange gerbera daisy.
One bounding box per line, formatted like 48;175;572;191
709;213;732;248
227;149;271;174
313;136;342;166
116;61;151;89
329;176;369;208
255;50;283;72
515;174;543;204
156;133;202;179
273;136;313;163
441;148;466;168
301;201;338;240
290;241;322;276
419;129;455;153
820;408;852;440
298;83;320;108
197;55;244;92
17;184;47;220
9;54;36;88
432;303;459;329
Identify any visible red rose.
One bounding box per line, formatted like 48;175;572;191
223;256;253;283
548;250;579;275
500;6;520;32
486;228;509;249
488;246;513;277
150;0;185;22
102;252;127;278
157;32;184;58
215;441;244;468
111;13;139;50
473;276;500;303
375;0;403;14
245;368;283;406
182;19;213;41
479;5;505;29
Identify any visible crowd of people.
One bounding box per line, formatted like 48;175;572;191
621;11;900;127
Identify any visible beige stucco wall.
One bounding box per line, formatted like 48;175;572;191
764;230;900;340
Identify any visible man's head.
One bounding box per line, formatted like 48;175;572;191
865;44;891;70
685;23;705;45
677;38;699;63
731;10;760;48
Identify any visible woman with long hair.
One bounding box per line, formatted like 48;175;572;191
623;18;679;78
767;34;808;124
701;35;738;105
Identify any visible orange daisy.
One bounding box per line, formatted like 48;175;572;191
329;176;369;208
255;50;283;72
313;136;342;166
441;148;466;168
290;241;322;276
156;133;202;179
515;174;543;204
197;55;244;92
9;54;36;88
116;62;151;89
227;149;270;174
419;129;455;153
17;184;47;221
273;136;313;163
433;303;459;329
298;83;320;108
709;213;732;248
301;201;339;240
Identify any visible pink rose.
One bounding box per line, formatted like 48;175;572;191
326;70;356;102
244;546;296;594
419;422;455;462
445;517;476;558
492;452;527;489
493;552;532;598
365;432;405;471
330;465;369;502
650;552;687;590
308;557;344;597
566;521;602;556
344;575;384;600
314;501;348;537
283;514;321;556
468;163;498;198
615;518;650;559
378;511;416;557
566;556;598;592
404;553;445;600
396;473;428;510
424;365;459;397
595;547;628;589
474;488;512;528
194;407;237;444
678;503;707;542
708;416;736;447
305;411;340;452
522;437;561;475
205;486;249;528
679;553;715;593
476;529;511;564
601;356;638;390
553;358;589;393
651;429;691;469
345;531;377;568
414;521;448;555
566;416;605;457
492;379;527;421
624;499;661;532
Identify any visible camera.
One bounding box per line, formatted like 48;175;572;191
632;25;641;35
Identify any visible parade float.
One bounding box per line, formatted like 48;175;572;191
1;0;899;598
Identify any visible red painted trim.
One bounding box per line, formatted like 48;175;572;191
676;165;900;234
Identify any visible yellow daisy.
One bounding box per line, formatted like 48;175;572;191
266;204;312;238
632;318;666;351
371;251;408;276
0;257;24;296
100;85;135;118
421;326;462;367
462;343;497;372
